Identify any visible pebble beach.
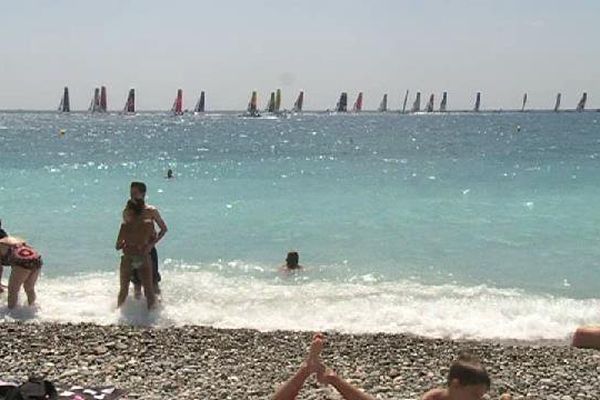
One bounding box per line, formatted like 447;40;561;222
1;322;598;399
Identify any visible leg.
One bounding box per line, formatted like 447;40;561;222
131;266;142;299
7;265;31;309
318;368;376;400
150;247;161;294
118;256;132;307
272;333;324;400
0;265;4;293
23;267;40;306
138;255;156;310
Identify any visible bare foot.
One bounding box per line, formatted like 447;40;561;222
304;333;324;373
316;364;336;385
499;394;512;400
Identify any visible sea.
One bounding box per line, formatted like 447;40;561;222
1;110;599;340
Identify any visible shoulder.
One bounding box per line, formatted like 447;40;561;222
422;388;447;400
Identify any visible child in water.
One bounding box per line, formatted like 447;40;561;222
116;199;157;310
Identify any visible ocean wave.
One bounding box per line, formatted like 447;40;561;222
0;267;597;341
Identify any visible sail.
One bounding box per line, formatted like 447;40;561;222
439;92;447;112
402;90;409;113
474;92;481;112
89;88;101;112
171;89;183;115
378;94;388;112
100;86;107;112
335;92;348;112
425;94;434;112
123;89;135;113
352;92;363;112
554;93;561;112
194;91;206;113
275;89;282;112
521;93;528;112
59;87;70;112
576;92;587;112
266;92;275;112
411;92;421;113
247;91;258;113
293;91;304;112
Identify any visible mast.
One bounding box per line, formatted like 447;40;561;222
89;88;100;112
275;89;282;112
411;92;421;113
59;87;70;112
194;91;205;113
100;86;107;112
352;92;363;112
439;92;447;112
554;93;561;112
474;92;481;112
335;92;348;112
293;91;304;112
425;94;434;112
247;90;259;116
266;92;275;112
521;93;528;112
378;94;388;112
401;90;409;113
576;92;587;112
171;89;183;115
124;88;135;113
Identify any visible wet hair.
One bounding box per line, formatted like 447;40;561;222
130;181;147;194
286;251;299;266
447;353;490;389
125;199;145;216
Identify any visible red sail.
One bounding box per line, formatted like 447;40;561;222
172;89;183;115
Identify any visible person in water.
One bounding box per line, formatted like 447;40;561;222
0;233;43;309
0;220;8;293
421;353;511;400
273;333;376;400
281;251;303;271
128;182;168;298
116;199;157;309
166;169;174;179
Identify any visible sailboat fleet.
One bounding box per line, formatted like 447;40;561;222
55;86;594;114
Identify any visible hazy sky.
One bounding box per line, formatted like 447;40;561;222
1;0;598;110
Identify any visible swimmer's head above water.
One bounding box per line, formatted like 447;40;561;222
285;251;301;270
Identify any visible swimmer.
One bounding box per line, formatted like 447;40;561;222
166;169;174;179
280;251;303;272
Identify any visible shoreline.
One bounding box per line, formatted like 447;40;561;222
1;322;596;399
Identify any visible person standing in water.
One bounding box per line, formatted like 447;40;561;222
128;182;168;297
280;251;303;272
0;220;8;293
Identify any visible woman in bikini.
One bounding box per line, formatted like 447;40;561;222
0;233;43;309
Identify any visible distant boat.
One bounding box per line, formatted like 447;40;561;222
378;94;388;112
474;92;481;112
411;92;421;113
266;92;276;113
274;89;282;112
171;89;184;115
554;93;561;112
58;87;70;112
401;90;409;114
100;86;108;112
123;88;135;113
246;90;261;117
335;92;348;112
439;92;447;112
89;88;101;112
521;93;528;112
425;94;434;112
292;91;304;112
576;92;587;112
194;91;205;114
352;92;363;112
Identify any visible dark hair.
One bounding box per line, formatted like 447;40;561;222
447;353;490;389
286;251;299;266
130;181;147;194
0;219;7;239
125;199;145;216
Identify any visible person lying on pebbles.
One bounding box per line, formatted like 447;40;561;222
421;353;512;400
272;332;376;400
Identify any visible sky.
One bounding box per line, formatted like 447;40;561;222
0;0;598;110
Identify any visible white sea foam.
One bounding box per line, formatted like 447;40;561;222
0;268;597;341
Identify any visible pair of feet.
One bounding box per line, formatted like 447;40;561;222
302;333;335;385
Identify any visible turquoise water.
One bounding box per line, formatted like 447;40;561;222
1;111;599;339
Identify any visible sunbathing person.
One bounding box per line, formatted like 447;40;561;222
116;199;157;310
272;333;376;400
